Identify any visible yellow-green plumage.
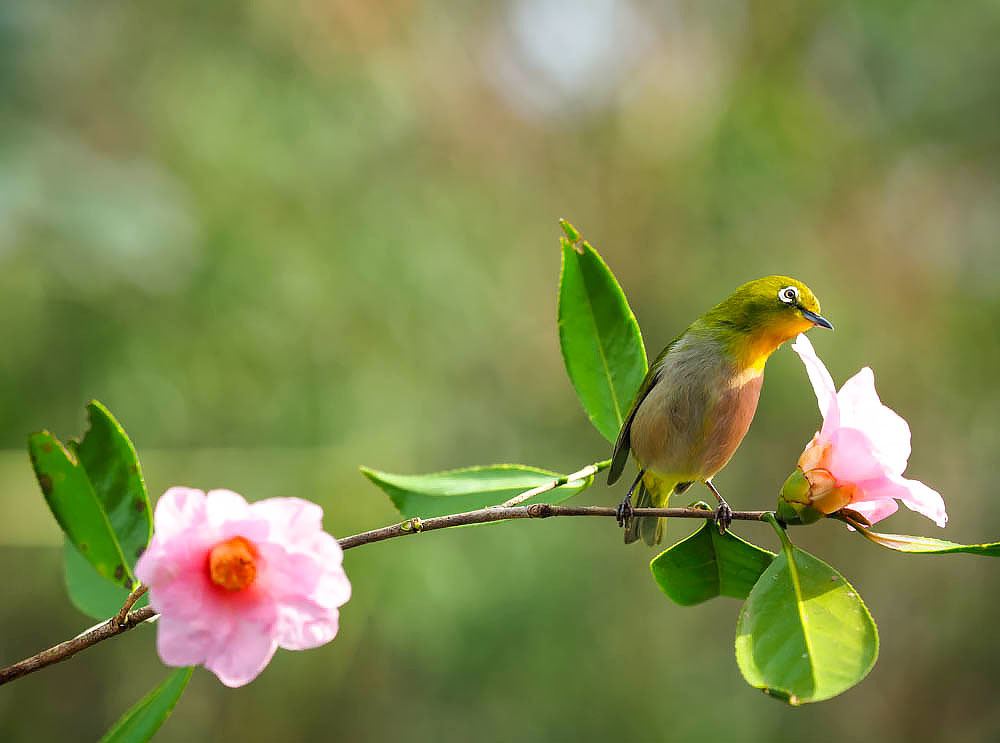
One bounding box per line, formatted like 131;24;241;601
609;275;832;545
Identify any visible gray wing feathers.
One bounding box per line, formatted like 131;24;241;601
607;368;660;485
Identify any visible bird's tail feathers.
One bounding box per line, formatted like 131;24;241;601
623;483;650;544
625;477;680;546
624;483;672;546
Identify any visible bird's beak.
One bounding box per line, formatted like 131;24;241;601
801;309;834;330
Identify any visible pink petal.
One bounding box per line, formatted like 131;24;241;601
791;335;839;426
847;497;899;525
256;542;322;597
835;368;911;474
151;488;207;540
860;474;947;528
825;427;889;483
203;619;279;688
275;601;341;650
249;498;327;547
312;566;352;610
156;614;219;667
145;563;214;621
204;489;251;526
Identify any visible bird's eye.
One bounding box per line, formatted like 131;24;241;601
779;286;799;304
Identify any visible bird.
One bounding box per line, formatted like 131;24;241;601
608;275;833;545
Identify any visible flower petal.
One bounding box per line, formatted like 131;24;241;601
847;497;899;526
204;619;279;688
275;601;341;651
791;334;839;426
825;427;889;483
250;497;326;548
836;368;911;474
151;488;207;541
204;489;251;526
861;474;948;528
156;614;218;667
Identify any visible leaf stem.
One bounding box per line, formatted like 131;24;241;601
499;459;610;507
763;512;794;554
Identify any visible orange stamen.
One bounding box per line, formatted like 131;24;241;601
208;536;257;591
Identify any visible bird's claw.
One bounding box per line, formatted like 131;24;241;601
714;502;733;534
616;496;633;529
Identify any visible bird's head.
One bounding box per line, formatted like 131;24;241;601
704;275;833;369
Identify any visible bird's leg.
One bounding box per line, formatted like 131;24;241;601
616;469;645;529
705;480;733;534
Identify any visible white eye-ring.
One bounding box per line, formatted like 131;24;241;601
779;286;799;304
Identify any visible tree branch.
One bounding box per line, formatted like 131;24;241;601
0;605;156;686
336;504;770;549
0;486;772;687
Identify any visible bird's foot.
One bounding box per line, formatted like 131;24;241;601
704;480;733;534
615;495;633;529
714;501;733;534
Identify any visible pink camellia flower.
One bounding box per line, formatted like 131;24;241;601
779;334;946;528
135;488;351;687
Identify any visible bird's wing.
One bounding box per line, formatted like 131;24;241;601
607;337;680;485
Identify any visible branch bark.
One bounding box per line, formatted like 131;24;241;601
0;605;156;686
0;494;772;687
336;504;769;549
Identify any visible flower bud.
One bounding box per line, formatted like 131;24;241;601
777;461;859;525
777;468;825;525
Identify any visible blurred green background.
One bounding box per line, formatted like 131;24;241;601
2;0;1000;740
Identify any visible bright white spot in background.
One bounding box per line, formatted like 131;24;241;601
485;0;651;119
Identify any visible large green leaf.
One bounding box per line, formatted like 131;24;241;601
848;522;1000;556
360;464;595;518
64;539;149;620
557;219;646;443
71;401;152;566
98;667;193;743
650;519;775;606
27;401;151;590
735;515;878;705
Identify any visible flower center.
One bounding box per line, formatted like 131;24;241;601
208;536;257;591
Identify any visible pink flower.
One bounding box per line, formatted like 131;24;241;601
135;488;351;687
784;334;946;528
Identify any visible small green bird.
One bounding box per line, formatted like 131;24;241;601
609;276;833;545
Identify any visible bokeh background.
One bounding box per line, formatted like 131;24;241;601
2;1;1000;740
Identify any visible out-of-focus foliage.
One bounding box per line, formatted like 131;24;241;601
2;0;1000;740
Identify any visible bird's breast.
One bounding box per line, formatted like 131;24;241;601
629;339;764;481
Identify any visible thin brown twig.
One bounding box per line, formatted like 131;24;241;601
499;460;610;507
0;606;156;686
0;494;773;688
336;504;771;549
113;584;148;627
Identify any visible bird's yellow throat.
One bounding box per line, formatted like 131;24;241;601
736;316;816;372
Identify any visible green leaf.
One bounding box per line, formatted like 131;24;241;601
72;401;152;567
64;539;149;620
557;220;646;443
736;516;878;705
650;520;775;606
360;464;595;518
98;667;193;743
849;522;1000;556
27;401;151;590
